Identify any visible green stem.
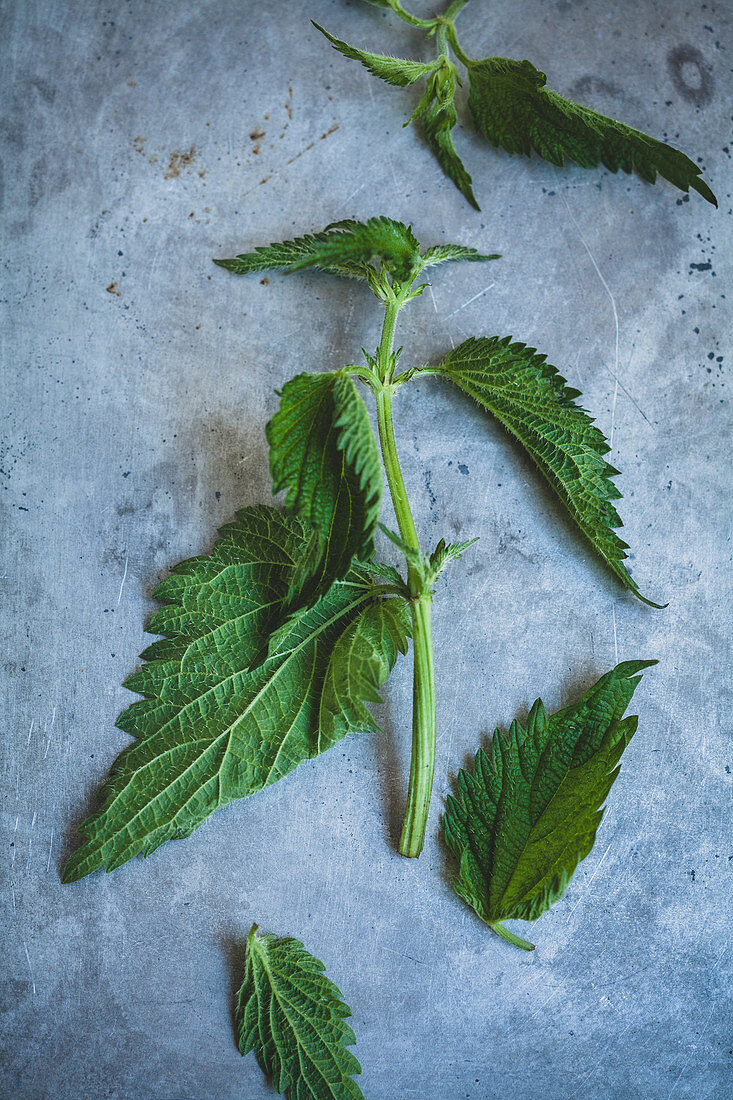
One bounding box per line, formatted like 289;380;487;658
399;594;436;857
490;922;536;952
444;21;472;66
374;304;437;859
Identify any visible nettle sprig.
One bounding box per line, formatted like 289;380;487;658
63;217;658;883
315;0;716;210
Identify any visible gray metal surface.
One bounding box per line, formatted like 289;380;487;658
2;1;730;1097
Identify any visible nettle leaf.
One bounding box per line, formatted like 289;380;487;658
419;66;479;211
421;244;500;267
62;508;408;882
236;924;364;1100
467;57;717;205
320;598;411;743
215;217;421;284
267;372;382;602
314;23;440;87
443;660;656;949
428;336;662;606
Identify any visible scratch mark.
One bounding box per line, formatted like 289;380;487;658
444;283;495;320
568;840;613;920
26;719;34;746
23;941;36;996
666;996;720;1098
117;556;129;603
336;181;366;212
609;376;619;448
46;827;54;872
612;606;618;665
562;197;650;426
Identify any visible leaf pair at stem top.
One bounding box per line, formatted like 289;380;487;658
315;0;716;210
63;216;660;884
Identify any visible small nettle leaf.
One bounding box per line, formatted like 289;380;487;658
215;217;421;284
267;372;383;602
320;598;411;743
425;536;479;585
443;661;656;949
467;57;717;205
427;336;663;606
236;924;364;1100
62;508;408;882
420;66;480;211
287;216;421;282
421;244;500;267
314;22;440;87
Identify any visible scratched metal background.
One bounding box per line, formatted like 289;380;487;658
1;0;730;1097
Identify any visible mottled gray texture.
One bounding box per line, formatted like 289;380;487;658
1;0;731;1097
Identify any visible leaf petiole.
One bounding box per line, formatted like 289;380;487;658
490;922;536;952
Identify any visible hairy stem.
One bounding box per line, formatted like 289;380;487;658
374;300;437;858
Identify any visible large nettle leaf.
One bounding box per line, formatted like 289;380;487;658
426;336;662;606
443;660;656;949
62;507;410;882
236;924;364;1100
467;57;717;205
267;371;383;603
214;216;421;283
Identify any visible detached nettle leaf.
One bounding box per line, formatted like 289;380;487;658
467;57;717;205
419;65;479;210
215;217;421;284
426;336;663;606
314;22;440;87
236;925;364;1100
267;372;383;602
62;508;409;881
443;660;656;949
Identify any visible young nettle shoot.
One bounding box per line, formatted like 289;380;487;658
316;0;717;210
62;217;660;880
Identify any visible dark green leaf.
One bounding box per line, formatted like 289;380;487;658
236;924;364;1100
62;509;407;882
267;372;383;602
314;22;439;87
428;336;663;606
443;660;656;948
467;57;716;204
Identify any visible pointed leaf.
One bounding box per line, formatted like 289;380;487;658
421;67;480;210
314;23;439;87
320;598;411;742
428;336;662;606
236;924;364;1100
62;510;407;882
215;217;421;284
286;216;421;282
421;244;500;267
443;661;656;946
467;57;716;204
267;372;382;602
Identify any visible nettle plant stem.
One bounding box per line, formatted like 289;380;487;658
372;297;436;856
